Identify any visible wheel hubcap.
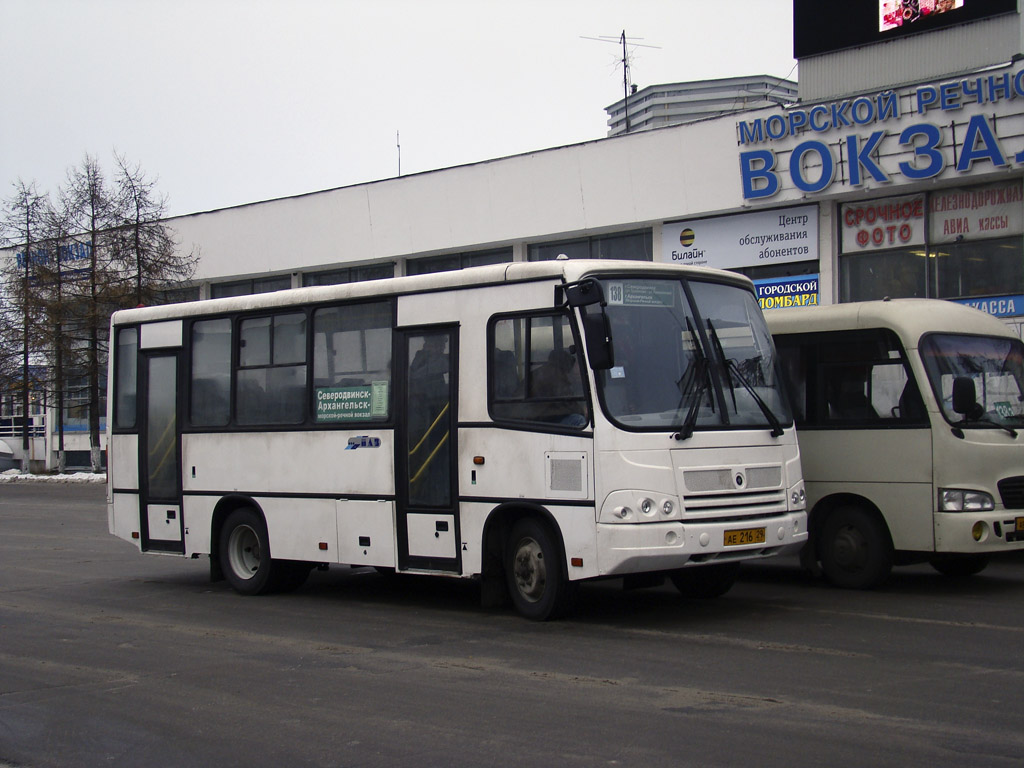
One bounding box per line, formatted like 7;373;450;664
512;537;546;603
832;525;867;571
228;524;261;579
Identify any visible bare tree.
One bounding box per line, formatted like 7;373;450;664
62;155;122;471
112;152;197;307
1;179;49;470
33;194;87;471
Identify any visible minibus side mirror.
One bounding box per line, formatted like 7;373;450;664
952;376;984;419
562;279;605;308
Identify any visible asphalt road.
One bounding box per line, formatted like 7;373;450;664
2;483;1023;768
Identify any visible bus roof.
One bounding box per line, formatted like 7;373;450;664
765;299;1017;347
110;259;754;326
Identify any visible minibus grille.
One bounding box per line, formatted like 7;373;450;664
997;476;1024;509
681;490;788;519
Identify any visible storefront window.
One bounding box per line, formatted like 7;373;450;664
528;230;652;262
840;183;1024;305
840;248;927;302
934;236;1024;300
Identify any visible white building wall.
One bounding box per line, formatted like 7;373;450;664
170;114;751;283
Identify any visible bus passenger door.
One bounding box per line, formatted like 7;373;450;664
396;327;460;573
138;352;184;553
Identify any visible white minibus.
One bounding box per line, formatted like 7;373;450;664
107;260;806;619
769;299;1024;588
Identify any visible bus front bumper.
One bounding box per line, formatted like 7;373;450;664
594;511;807;577
934;510;1024;552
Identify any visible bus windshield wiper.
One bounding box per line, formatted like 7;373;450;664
707;320;784;438
674;317;709;441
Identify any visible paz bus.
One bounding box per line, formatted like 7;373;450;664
768;299;1024;589
106;260;807;619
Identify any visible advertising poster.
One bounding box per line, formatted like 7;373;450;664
660;205;818;270
755;274;820;311
841;194;926;253
929;180;1024;243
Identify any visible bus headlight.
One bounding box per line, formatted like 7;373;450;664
790;485;806;508
939;489;995;512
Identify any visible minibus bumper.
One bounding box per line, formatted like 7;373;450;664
934;510;1024;552
594;511;807;576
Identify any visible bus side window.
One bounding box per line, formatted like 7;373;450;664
190;318;231;427
775;344;807;425
236;312;308;426
312;302;393;423
489;313;588;428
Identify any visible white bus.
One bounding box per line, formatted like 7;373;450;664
769;299;1024;589
106;260;806;619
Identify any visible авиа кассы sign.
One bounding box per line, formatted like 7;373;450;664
738;69;1024;200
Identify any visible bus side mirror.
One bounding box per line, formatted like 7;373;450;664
581;311;614;370
952;376;984;419
562;279;605;308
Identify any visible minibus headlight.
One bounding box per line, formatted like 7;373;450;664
939;489;995;512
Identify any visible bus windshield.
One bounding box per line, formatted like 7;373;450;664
593;277;791;434
920;333;1024;429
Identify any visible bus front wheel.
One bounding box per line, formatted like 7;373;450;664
818;505;893;590
504;518;575;621
669;562;741;598
220;507;277;595
930;554;990;578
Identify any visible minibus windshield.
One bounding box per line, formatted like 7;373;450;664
592;277;791;434
920;333;1024;430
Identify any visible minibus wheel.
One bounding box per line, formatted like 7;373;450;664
220;507;277;595
819;505;893;589
504;517;575;621
929;554;990;578
669;562;741;598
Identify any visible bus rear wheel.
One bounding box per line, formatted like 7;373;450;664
818;505;893;589
504;518;575;621
220;507;278;595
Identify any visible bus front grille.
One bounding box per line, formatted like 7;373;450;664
998;476;1024;509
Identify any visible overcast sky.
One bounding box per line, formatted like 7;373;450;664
1;0;796;219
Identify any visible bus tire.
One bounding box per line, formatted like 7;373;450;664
929;554;990;578
669;562;741;598
504;517;575;621
819;505;893;589
220;507;277;595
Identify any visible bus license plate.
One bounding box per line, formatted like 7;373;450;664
1016;517;1024;532
724;527;766;546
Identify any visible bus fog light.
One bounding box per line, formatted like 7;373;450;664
972;521;987;542
699;532;710;547
778;526;786;541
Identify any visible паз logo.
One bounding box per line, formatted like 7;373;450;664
346;436;382;450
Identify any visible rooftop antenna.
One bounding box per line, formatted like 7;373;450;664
581;30;660;134
396;130;401;176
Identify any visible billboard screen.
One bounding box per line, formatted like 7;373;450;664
793;0;1017;58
